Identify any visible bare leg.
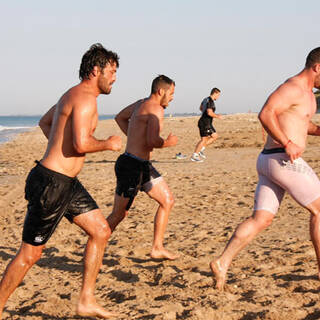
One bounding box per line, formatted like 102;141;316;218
205;133;218;147
306;197;320;280
194;137;209;154
194;133;218;154
106;193;130;232
146;179;179;260
210;210;274;290
74;209;118;319
0;242;44;318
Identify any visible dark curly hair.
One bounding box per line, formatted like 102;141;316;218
79;43;119;80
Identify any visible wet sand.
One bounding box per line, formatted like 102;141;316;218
1;113;320;319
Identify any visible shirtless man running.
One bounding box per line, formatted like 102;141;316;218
106;75;179;260
211;47;320;290
0;43;122;319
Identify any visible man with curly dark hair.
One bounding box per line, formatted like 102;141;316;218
0;43;121;319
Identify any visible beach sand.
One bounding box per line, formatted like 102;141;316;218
1;113;320;319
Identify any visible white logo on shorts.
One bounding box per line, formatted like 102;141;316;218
34;235;44;243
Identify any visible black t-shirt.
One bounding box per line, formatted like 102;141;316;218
198;96;216;127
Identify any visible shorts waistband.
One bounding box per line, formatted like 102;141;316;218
35;160;76;183
123;152;149;163
261;148;286;154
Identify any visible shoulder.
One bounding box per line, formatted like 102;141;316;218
201;97;209;104
70;85;97;112
262;77;307;114
274;77;304;98
141;99;163;116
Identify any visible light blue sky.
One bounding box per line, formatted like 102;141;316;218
0;1;319;116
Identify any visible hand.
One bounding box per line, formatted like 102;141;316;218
285;141;303;163
106;135;122;151
165;133;178;147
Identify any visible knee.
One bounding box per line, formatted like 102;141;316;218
310;208;320;217
254;215;273;230
307;203;320;217
92;222;112;243
163;193;175;210
21;248;43;267
108;209;127;227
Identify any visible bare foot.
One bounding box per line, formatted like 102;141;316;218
210;259;227;291
76;301;118;319
150;248;180;260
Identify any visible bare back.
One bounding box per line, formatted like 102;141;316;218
126;99;164;160
41;84;98;177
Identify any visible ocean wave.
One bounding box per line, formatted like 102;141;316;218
0;125;34;132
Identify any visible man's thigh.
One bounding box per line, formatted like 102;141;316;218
145;178;172;204
73;208;108;235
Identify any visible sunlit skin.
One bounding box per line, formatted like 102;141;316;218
211;61;320;291
98;62;117;95
0;58;121;319
108;82;179;261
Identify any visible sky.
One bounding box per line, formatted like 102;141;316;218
0;0;319;116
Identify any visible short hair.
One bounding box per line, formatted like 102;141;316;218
306;47;320;68
151;75;175;94
79;43;120;80
210;88;221;95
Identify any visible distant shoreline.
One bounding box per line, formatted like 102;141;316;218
0;113;260;145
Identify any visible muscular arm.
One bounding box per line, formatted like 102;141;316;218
146;110;177;149
115;101;139;135
258;83;301;146
308;121;320;136
39;105;56;139
72;103;121;154
258;81;304;162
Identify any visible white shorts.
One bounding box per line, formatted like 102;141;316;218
254;150;320;214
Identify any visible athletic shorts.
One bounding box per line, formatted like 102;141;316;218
198;120;216;137
23;161;98;246
254;148;320;214
115;152;162;210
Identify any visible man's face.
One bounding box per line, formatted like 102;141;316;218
98;62;117;95
314;64;320;89
160;84;175;108
212;92;221;100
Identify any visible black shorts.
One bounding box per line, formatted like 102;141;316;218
115;153;161;210
198;121;216;137
23;161;98;246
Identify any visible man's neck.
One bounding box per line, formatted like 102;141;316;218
80;79;100;97
295;68;316;91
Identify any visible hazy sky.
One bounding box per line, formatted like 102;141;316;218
0;1;319;116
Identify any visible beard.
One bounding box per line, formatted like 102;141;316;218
102;87;112;95
160;96;169;108
99;82;112;95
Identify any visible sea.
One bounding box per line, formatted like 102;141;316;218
0;115;115;145
0;113;197;145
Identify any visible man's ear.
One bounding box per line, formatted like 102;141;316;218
158;88;164;96
91;66;100;78
312;63;320;74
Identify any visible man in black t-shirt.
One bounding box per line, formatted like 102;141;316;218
191;88;222;162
